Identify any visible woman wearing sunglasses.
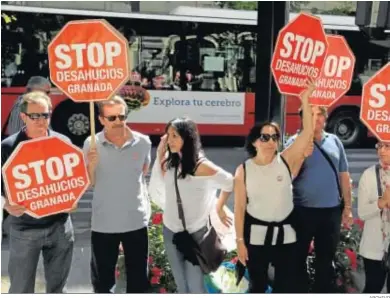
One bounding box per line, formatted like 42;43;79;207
358;141;390;293
233;78;316;293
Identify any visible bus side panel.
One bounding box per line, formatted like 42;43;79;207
130;92;255;136
285;95;301;137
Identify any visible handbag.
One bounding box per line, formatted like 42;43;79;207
172;165;227;274
376;164;390;271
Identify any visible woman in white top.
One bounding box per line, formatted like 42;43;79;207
234;79;315;293
150;117;234;293
358;141;390;293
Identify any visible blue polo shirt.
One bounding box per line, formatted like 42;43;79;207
285;132;349;208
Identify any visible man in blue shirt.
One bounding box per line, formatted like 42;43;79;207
1;91;75;293
285;106;353;293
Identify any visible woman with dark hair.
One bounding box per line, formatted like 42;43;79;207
233;78;316;293
149;117;234;293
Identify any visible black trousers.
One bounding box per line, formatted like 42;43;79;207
294;205;342;293
91;227;149;293
363;258;389;293
246;242;296;293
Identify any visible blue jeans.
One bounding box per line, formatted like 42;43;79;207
163;225;206;293
8;217;74;293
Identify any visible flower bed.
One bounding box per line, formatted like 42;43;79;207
116;204;364;293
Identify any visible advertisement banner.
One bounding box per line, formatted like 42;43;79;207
126;91;246;125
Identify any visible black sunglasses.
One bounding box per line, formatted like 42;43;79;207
25;112;51;120
103;115;127;122
259;133;280;142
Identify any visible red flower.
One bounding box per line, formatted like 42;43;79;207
152;213;163;225
354;218;364;230
308;240;315;254
148;256;154;264
344;248;357;270
151;266;163;277
231;257;238;264
151;276;160;285
159;288;167;293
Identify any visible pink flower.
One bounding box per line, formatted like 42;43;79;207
231;257;238;264
151;276;160;285
354;218;364;230
344;248;357;270
308;240;315;254
148;256;154;264
152;213;163;225
336;278;343;286
159;288;167;293
115;267;120;278
347;286;357;293
151;266;163;277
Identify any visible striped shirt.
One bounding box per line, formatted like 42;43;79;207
7;95;24;135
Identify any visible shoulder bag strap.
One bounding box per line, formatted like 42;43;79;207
313;142;343;200
375;164;383;198
174;166;187;230
279;154;292;180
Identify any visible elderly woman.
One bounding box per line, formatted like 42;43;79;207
358;141;390;293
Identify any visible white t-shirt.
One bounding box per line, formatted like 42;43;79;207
245;154;296;245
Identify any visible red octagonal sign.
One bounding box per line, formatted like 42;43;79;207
271;13;329;96
48;19;130;102
360;63;390;143
2;136;90;218
308;35;356;107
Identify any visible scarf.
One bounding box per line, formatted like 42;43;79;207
380;162;390;253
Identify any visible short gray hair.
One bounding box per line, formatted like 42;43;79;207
20;91;52;113
26;76;51;92
98;95;129;115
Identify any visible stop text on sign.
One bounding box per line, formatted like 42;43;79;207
271;13;328;96
48;19;130;102
308;35;355;107
2;136;90;218
13;153;87;212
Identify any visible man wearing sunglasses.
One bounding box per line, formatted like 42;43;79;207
1;91;75;293
285;105;352;293
83;95;151;293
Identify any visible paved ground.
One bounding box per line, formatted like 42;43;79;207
1;147;378;293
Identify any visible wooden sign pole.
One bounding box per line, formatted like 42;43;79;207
90;102;96;148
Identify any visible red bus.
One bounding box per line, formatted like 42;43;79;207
1;4;388;147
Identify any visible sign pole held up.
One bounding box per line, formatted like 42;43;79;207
90;102;96;148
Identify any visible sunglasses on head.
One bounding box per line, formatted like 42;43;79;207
25;112;51;120
103;115;127;122
259;133;280;142
376;143;390;150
